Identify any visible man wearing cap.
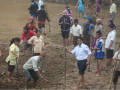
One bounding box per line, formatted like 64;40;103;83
36;5;50;35
65;37;92;90
23;51;46;89
59;11;71;48
28;0;38;18
83;17;95;48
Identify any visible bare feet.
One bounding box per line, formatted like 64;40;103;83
7;78;11;82
10;77;17;80
79;85;86;89
96;73;100;77
72;87;79;90
21;53;25;56
93;70;98;73
111;88;115;90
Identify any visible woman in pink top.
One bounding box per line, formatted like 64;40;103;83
20;27;35;55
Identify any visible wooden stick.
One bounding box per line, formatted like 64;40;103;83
41;76;48;82
16;58;18;77
65;43;67;87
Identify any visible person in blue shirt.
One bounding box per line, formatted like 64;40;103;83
83;17;95;48
91;31;105;77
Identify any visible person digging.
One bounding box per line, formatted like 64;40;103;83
23;51;46;89
65;37;92;90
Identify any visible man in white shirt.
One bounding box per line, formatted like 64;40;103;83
105;24;116;67
23;51;46;89
70;19;82;47
65;37;92;90
108;0;117;21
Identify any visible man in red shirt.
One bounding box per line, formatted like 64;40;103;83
20;27;35;55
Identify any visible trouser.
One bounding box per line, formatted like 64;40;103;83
83;35;90;48
110;13;116;22
113;70;120;84
38;24;45;34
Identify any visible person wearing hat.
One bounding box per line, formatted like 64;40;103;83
70;19;82;47
28;0;38;18
25;16;38;32
59;11;71;48
36;5;50;35
83;17;95;48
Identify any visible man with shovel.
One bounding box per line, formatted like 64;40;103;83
65;37;92;90
23;51;46;89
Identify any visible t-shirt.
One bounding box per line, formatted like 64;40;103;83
110;3;117;13
6;43;19;65
25;23;38;31
93;25;103;37
72;43;92;61
113;51;120;71
105;30;116;50
21;30;35;41
70;24;82;36
94;37;105;59
28;36;44;53
23;56;41;71
83;24;90;35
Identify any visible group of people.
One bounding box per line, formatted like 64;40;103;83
0;0;119;90
4;0;49;89
75;0;117;21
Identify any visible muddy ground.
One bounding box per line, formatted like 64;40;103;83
0;0;120;90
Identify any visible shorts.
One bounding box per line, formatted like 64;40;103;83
24;69;39;81
96;58;103;60
73;36;78;46
33;53;40;56
110;13;116;22
106;49;114;59
30;14;36;18
61;30;70;39
113;71;120;84
23;42;30;50
96;8;100;12
77;60;87;74
8;61;15;72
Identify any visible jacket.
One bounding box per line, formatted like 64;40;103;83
59;16;71;30
83;22;95;35
28;2;38;15
36;10;49;23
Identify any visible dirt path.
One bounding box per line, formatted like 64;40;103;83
0;0;120;89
